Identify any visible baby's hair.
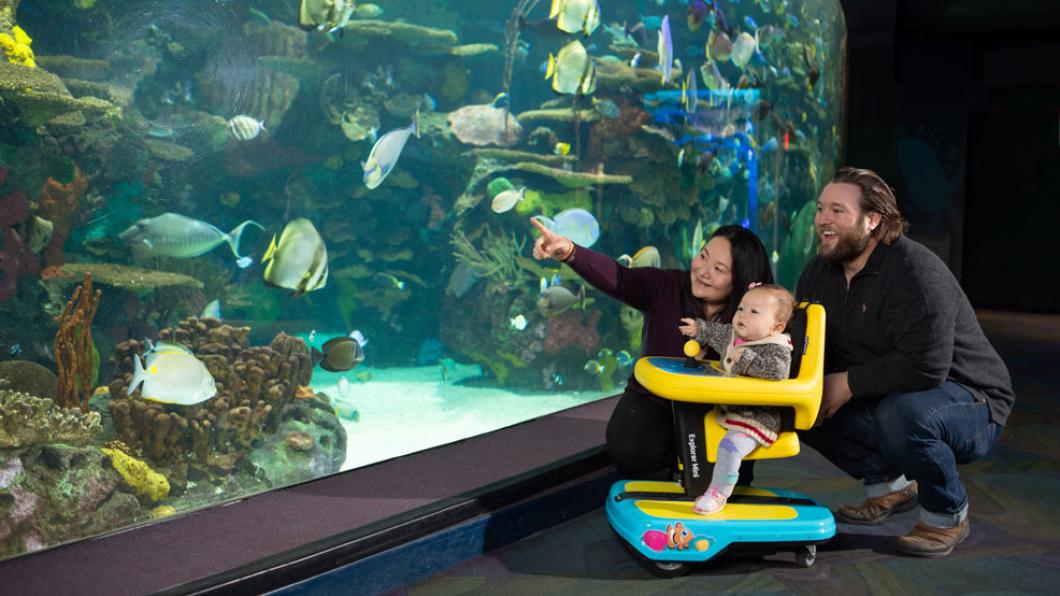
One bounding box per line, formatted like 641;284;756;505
747;284;795;326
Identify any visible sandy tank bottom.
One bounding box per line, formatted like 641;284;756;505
309;363;613;471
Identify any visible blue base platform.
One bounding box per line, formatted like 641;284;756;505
606;480;835;567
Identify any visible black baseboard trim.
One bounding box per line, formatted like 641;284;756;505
165;447;615;595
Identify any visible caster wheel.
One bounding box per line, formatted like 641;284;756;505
648;561;693;578
795;545;816;568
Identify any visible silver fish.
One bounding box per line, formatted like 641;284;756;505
129;350;217;406
227;115;266;141
657;15;673;83
537;284;586;317
119;213;264;262
491;186;526;214
262;218;329;296
363;115;419;190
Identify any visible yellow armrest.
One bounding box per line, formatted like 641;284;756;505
634;303;826;430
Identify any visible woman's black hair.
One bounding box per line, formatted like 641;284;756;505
680;224;773;324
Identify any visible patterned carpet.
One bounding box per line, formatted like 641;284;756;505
399;311;1060;594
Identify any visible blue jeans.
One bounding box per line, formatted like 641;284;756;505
801;381;1001;515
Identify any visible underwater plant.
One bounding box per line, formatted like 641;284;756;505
449;226;526;287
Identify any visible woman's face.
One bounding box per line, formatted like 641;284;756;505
690;236;733;306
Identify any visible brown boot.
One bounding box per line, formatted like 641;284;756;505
895;518;970;558
835;480;918;525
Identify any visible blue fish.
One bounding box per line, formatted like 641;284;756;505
743;15;758;30
533;208;600;248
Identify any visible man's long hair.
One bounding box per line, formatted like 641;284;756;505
830;167;910;244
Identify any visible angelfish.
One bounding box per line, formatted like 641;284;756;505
363;115;419;190
119;213;264;266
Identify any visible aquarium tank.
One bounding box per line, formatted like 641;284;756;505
0;0;845;561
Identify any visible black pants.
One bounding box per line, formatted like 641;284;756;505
605;389;755;485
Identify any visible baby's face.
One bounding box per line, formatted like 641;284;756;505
732;291;782;341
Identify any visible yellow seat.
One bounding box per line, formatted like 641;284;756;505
635;303;826;463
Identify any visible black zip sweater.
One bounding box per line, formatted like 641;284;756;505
796;235;1014;426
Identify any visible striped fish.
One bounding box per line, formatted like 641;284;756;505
227;115;266;141
262;218;329;296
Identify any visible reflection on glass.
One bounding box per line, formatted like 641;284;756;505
0;0;844;561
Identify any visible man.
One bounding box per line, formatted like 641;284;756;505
796;167;1014;557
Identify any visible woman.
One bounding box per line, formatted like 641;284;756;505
531;218;774;478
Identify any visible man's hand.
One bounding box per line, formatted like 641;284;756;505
814;372;852;426
530;218;574;261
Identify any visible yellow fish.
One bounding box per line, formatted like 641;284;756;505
262;218;329;296
545;40;596;96
554;142;571;156
548;0;601;37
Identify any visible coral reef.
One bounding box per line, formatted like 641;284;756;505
53;272;100;412
340;20;459;54
468;148;576;166
544;309;602;356
448;43;498;57
450;226;526;287
0;445;142;560
100;447;169;502
0;61;118;127
34;55;110;81
36;164;88;268
491;161;633;190
143;138;194;162
0;361;57;401
0;382;102;448
515;108;600;124
0;25;34;68
105;317;341;489
448;103;522;147
196;19;306;130
0;174;38;301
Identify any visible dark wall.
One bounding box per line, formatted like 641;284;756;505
839;0;1060;312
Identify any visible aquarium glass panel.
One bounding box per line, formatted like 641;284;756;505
0;0;844;561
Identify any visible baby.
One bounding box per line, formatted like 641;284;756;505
678;283;795;514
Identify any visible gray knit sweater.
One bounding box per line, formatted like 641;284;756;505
694;319;793;446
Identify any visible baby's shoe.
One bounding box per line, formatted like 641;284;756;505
693;487;727;514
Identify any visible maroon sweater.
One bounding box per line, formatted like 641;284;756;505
566;245;699;399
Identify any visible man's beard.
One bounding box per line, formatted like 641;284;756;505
819;225;872;265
